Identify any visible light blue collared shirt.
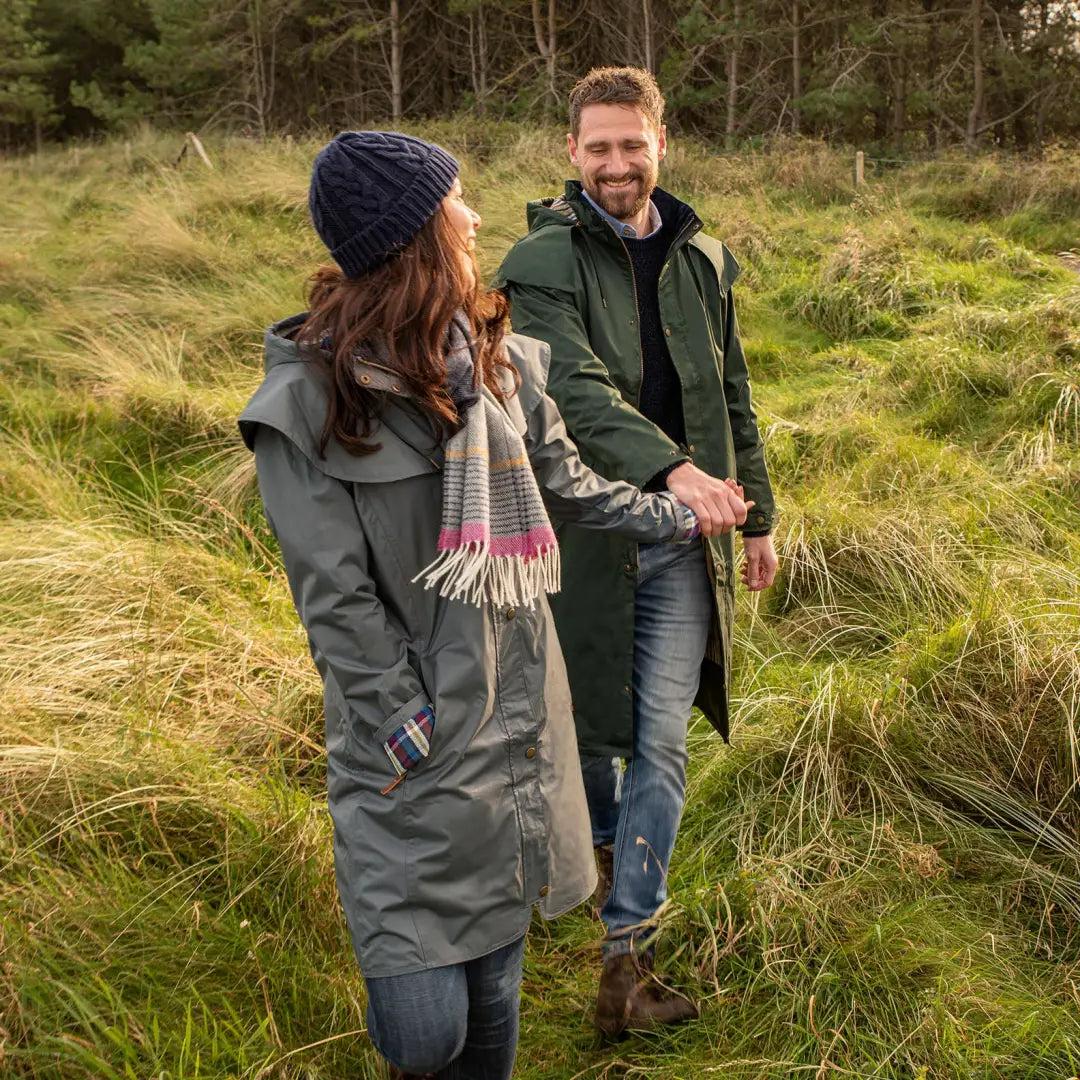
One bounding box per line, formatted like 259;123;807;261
581;188;663;239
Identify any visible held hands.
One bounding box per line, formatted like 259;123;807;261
666;464;779;591
665;462;753;537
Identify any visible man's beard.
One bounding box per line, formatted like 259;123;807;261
585;167;657;222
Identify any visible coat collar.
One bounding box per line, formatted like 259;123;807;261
264;314;418;401
561;180;702;247
263;319;533;409
350;355;415;399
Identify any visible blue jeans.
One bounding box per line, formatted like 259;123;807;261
580;541;711;956
365;935;526;1078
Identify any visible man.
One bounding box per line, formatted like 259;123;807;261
495;66;778;1036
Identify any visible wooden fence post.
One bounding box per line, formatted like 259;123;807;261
855;150;865;185
174;132;214;170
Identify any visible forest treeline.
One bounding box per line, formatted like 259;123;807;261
2;0;1078;153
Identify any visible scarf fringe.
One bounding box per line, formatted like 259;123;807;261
414;542;561;609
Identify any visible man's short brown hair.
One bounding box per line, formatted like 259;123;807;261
568;67;665;136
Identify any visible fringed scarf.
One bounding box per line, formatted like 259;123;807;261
413;315;560;609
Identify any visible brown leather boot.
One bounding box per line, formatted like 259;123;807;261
591;845;614;916
594;953;638;1037
594;951;700;1038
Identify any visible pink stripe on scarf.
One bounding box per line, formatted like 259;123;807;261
437;523;489;549
438;524;556;560
489;528;558;559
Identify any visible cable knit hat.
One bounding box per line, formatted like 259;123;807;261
309;131;460;278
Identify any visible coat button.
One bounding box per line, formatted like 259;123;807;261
623;684;631;695
756;514;766;525
391;384;401;393
359;374;371;384
664;327;671;336
506;607;516;620
525;746;537;759
539;885;550;897
688;444;696;453
624;562;634;572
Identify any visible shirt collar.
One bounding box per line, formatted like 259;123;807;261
580;188;663;239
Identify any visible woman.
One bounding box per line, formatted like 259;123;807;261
239;131;744;1079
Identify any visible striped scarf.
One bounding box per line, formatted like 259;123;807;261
414;316;559;608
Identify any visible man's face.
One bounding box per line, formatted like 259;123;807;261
568;103;667;222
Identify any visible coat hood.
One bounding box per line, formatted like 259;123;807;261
238;313;437;478
263;312;308;373
239;313;554;482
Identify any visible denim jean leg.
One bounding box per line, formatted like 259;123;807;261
447;934;527;1080
579;754;622;847
364;935;525;1079
365;964;466;1076
601;541;711;955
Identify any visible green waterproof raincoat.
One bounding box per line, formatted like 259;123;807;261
495;182;776;756
238;316;695;977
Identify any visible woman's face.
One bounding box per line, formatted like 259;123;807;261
442;178;481;286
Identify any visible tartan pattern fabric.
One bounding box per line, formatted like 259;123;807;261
677;503;701;542
384;704;435;776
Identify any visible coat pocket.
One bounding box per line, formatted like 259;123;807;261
380;702;436;778
372;691;433;745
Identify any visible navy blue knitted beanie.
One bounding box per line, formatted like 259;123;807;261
309;131;460;278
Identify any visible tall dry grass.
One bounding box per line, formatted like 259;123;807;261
1;128;1079;1077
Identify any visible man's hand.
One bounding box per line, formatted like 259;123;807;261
666;462;751;536
724;479;778;590
741;533;778;592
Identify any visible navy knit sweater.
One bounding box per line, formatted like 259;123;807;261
624;219;687;464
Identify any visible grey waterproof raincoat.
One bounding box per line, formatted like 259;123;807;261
238;316;694;977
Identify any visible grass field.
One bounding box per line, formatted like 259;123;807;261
2;127;1080;1079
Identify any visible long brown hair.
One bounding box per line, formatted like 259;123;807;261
300;204;517;457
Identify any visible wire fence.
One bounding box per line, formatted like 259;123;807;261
44;128;1077;186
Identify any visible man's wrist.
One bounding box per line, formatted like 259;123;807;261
742;505;772;534
644;459;690;492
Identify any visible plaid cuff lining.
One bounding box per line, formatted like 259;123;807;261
676;503;701;543
384;704;435;776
